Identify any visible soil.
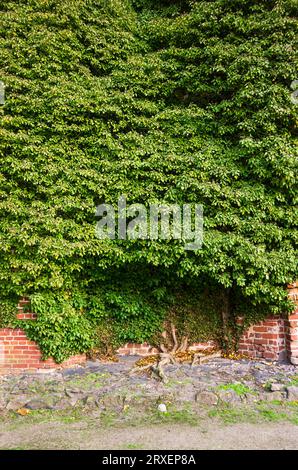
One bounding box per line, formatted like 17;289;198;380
0;419;297;450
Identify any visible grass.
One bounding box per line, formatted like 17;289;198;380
208;401;298;425
263;381;273;392
0;392;297;432
99;410;118;427
288;375;298;387
291;416;298;425
122;442;144;449
259;400;298;425
257;406;289;422
208;404;258;424
0;407;88;429
216;383;256;396
149;408;199;426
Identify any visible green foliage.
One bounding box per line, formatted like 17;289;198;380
149;285;223;347
0;0;297;359
20;293;94;362
216;383;255;396
0;295;19;328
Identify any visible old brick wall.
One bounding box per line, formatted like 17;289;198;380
1;288;298;373
286;282;298;365
238;317;287;361
0;327;86;373
0;299;86;373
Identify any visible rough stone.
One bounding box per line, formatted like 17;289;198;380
62;367;86;377
286;386;298;401
195;391;218;406
99;394;126;409
262;391;286;401
65;388;82;398
25;399;52;410
0;398;7;410
218;390;242;404
6;398;26;410
270;383;285;392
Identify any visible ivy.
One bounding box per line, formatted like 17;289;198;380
0;0;297;360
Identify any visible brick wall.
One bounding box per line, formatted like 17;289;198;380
286;282;298;365
0;327;86;373
0;299;86;373
238;317;287;361
1;288;298;373
237;283;298;364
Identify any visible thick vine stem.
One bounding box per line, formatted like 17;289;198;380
177;335;188;352
130;320;223;382
170;322;178;353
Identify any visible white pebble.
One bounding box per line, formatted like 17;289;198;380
158;403;167;413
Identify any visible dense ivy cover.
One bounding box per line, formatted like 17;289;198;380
0;0;297;360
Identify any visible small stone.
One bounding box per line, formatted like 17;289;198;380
25;399;52;410
245;394;258;404
52;399;73;410
263;391;285;401
290;357;298;366
6;398;26;411
286;386;298;401
195;391;218;406
65;388;81;398
217;390;242;404
99;394;125;409
270;383;284;392
157;403;167;413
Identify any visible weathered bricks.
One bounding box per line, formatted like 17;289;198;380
1;283;298;372
238;317;287;361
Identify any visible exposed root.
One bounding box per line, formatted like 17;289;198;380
177;335;188;352
131;363;153;374
170;323;178;353
130;323;222;382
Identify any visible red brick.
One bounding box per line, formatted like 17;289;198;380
252;326;268;333
261;333;278;339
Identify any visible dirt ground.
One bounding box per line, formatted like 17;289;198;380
0;415;297;450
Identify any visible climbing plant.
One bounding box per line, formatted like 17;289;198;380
0;0;297;361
